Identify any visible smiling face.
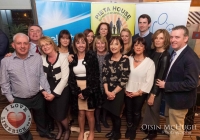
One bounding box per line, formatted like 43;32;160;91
96;39;106;53
75;38;86;53
138;18;150;33
170;29;188;51
120;31;131;45
87;32;94;44
40;41;54;55
28;26;42;42
133;41;145;55
154;33;165;49
110;39;122;54
99;24;108;37
60;34;70;48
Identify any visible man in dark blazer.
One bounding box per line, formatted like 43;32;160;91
0;29;9;63
156;25;199;140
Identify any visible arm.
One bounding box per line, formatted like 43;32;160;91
52;56;69;97
0;34;9;58
0;59;14;103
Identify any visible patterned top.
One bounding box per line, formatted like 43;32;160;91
0;51;51;102
102;55;130;88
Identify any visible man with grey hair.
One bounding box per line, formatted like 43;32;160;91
0;33;55;140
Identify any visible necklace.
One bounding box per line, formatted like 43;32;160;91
133;57;144;63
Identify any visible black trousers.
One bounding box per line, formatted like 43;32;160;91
108;112;121;133
125;94;147;129
14;93;48;140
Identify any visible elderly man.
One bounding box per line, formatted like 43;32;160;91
0;33;55;140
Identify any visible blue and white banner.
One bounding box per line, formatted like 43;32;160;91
35;0;91;44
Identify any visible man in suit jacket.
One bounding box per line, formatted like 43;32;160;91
156;25;199;140
0;29;9;63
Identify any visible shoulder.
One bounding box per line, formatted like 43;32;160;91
58;52;67;60
132;34;139;40
145;57;154;65
121;55;129;63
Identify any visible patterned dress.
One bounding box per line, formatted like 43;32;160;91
102;55;130;116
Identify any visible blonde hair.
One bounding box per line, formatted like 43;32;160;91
93;35;108;52
38;36;58;55
120;28;132;53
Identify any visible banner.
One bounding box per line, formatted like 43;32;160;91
135;1;191;34
35;1;91;44
91;3;136;35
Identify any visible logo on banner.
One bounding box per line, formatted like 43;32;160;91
1;103;32;134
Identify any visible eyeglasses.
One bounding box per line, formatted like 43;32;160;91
40;43;51;48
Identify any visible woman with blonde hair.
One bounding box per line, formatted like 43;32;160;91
142;29;170;140
120;28;132;56
38;36;70;140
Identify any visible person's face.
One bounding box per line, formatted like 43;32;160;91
28;26;42;42
12;36;30;57
133;41;145;55
87;32;94;44
99;24;108;37
154;33;165;49
170;29;188;51
96;39;106;53
75;38;86;53
138;18;150;33
40;41;54;55
60;34;70;48
120;31;130;45
110;39;122;54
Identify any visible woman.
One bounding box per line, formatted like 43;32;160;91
93;35;108;132
125;37;155;140
102;36;130;140
142;29;170;140
68;33;100;140
95;22;112;41
120;28;132;56
38;36;70;140
83;29;94;50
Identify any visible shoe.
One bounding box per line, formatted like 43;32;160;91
125;123;133;138
143;134;157;140
68;119;74;126
109;133;121;140
105;131;114;138
129;130;136;140
95;122;101;133
40;133;56;139
48;123;55;131
140;127;149;134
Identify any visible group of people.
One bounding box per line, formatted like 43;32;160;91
0;13;199;140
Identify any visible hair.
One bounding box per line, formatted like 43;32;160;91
13;33;29;42
83;29;94;49
57;30;72;48
28;24;43;32
72;33;89;54
38;36;58;55
138;14;151;24
120;28;132;53
109;36;124;54
151;29;170;50
132;37;148;56
172;25;189;37
93;35;108;52
95;22;112;41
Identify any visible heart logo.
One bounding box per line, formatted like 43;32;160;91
7;112;26;128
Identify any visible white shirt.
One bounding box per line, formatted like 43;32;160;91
73;59;86;77
139;30;150;37
30;42;41;53
126;56;155;93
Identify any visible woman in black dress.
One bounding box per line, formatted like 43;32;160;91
38;36;70;140
142;29;170;140
102;36;130;140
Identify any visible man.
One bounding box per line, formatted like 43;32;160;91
156;25;199;140
28;25;43;54
0;29;9;62
0;33;55;140
116;18;122;34
132;14;153;56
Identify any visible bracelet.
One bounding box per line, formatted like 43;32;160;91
113;91;116;94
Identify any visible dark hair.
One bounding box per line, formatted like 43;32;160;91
83;29;94;50
132;37;148;56
57;30;72;48
28;24;43;32
172;25;189;37
138;14;151;24
109;36;124;54
95;22;111;41
72;33;89;54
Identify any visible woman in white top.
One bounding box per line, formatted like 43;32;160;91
125;37;155;140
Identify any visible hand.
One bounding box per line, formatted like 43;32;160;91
122;55;128;58
106;91;115;100
78;93;84;100
10;100;14;104
4;53;12;57
45;94;55;101
129;92;141;98
125;91;132;98
156;79;165;88
68;54;74;63
42;91;49;98
147;94;155;106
